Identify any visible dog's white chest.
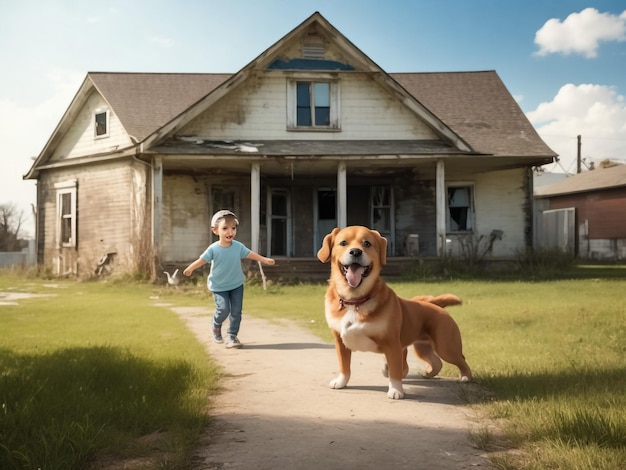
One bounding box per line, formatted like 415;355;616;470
334;307;380;353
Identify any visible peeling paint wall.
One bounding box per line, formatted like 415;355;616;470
444;168;527;258
38;161;136;277
51;91;132;161
179;74;438;141
160;174;256;262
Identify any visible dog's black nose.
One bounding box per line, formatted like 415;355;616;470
349;248;362;258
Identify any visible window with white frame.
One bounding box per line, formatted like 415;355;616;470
447;184;474;232
287;79;339;130
55;181;77;247
94;109;109;138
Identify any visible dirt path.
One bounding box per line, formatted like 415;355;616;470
173;306;491;469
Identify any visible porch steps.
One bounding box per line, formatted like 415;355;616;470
160;257;423;286
244;257;420;283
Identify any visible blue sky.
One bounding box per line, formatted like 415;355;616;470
1;0;625;237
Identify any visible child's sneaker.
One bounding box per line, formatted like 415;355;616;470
213;327;223;343
225;335;242;349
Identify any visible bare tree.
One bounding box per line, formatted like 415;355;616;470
0;202;25;251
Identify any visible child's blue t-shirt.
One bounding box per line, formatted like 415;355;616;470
200;240;251;292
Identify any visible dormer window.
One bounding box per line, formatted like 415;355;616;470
287;79;340;130
94;110;109;138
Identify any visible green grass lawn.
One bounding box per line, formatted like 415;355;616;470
0;275;220;469
1;269;625;469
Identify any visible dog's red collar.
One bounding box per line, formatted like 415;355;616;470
339;296;371;310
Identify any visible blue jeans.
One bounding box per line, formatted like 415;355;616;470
212;284;244;337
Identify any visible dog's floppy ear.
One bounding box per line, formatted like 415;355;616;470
317;228;341;263
371;229;388;265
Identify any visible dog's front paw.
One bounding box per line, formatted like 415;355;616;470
387;379;405;399
329;373;349;389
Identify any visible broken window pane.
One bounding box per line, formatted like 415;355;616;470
447;186;473;231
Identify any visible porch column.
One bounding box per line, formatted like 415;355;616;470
250;163;261;252
152;156;163;251
436;159;446;256
337;161;347;228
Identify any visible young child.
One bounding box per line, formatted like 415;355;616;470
183;210;275;348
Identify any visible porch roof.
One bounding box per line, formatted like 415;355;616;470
149;139;467;156
147;139;552;176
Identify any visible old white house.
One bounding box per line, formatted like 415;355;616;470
25;12;556;278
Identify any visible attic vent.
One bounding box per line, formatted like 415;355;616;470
303;34;325;59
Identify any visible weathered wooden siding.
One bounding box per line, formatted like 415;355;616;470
477;169;527;257
452;168;526;258
160;174;256;263
38;161;139;276
394;173;437;256
160;175;211;261
51;92;132;161
179;74;439;140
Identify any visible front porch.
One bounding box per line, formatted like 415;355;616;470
247;257;426;283
160;257;425;285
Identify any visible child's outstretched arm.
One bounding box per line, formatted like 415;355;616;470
183;258;207;276
247;252;275;265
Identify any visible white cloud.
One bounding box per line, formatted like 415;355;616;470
535;8;626;58
527;84;626;173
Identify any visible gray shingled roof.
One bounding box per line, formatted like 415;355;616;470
88;70;555;159
392;71;555;157
535;164;626;197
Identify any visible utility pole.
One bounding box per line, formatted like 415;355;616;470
577;135;582;173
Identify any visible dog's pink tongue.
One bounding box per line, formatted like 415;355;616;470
346;264;366;288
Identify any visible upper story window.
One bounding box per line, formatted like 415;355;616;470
298;82;329;126
94;110;109;138
447;184;474;232
287;79;340;130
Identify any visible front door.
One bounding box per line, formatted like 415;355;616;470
316;188;336;252
267;188;291;256
371;185;394;255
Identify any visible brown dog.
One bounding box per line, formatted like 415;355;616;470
317;226;472;399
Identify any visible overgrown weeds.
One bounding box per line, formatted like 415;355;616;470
514;248;576;278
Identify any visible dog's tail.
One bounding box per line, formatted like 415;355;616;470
412;294;462;308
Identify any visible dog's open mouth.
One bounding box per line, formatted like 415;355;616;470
341;263;371;288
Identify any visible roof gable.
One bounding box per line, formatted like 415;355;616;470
90;73;230;142
24;73;229;178
25;12;557;179
142;11;470;152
